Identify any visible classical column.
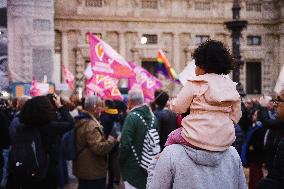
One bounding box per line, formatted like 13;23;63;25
119;32;126;57
74;48;84;90
61;30;69;67
173;33;180;72
279;34;284;68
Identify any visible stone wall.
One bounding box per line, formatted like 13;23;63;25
7;0;55;82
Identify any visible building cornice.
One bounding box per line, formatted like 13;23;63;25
54;15;284;26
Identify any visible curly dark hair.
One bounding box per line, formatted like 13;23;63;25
192;40;234;75
19;96;56;127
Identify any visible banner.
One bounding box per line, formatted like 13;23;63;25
29;77;41;97
128;62;162;102
88;32;135;79
274;64;284;94
86;74;123;101
62;65;75;91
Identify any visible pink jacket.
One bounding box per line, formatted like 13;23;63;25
170;73;241;151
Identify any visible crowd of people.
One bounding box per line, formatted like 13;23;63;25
0;40;283;189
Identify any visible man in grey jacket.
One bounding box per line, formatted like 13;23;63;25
147;144;247;189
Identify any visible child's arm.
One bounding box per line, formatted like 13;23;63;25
229;99;242;125
169;81;195;114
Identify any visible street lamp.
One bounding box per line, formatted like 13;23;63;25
225;0;247;95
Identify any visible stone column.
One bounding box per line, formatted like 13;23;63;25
279;34;284;68
119;32;126;57
75;48;85;90
61;30;69;68
131;48;140;64
173;33;180;72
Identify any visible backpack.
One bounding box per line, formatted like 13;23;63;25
131;112;160;170
61;120;88;161
9;126;49;181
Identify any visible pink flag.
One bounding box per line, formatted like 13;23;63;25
29;77;41;97
88;32;135;79
62;65;75;91
85;76;104;97
85;74;124;101
128;62;162;102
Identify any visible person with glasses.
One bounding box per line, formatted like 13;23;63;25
257;90;284;189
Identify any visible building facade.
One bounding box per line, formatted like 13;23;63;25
53;0;284;96
0;0;8;90
7;0;55;83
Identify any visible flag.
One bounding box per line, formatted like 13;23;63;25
62;65;75;91
274;64;284;94
85;74;123;101
128;62;162;102
88;32;135;79
157;50;179;81
29;77;40;97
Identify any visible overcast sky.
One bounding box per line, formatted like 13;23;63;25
0;0;6;8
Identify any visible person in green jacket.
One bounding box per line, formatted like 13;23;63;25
119;89;160;189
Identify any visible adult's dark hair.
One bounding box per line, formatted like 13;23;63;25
105;99;115;109
19;96;56;127
154;90;169;109
113;100;127;113
46;93;57;109
192;40;234;75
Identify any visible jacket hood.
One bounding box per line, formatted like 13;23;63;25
131;104;153;121
190;74;240;105
183;145;227;167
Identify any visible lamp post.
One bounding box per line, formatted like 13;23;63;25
225;0;247;94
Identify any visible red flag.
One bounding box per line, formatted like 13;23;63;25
88;32;135;79
62;65;75;91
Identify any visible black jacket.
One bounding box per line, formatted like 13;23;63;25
262;119;284;172
258;138;284;189
7;106;74;189
154;107;178;150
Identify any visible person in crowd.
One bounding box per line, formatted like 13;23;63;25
0;99;10;188
100;100;121;189
9;96;31;140
0;96;30;189
119;89;160;189
242;109;266;189
257;90;284;189
153;90;178;150
72;95;117;189
113;100;127;129
46;93;75;188
101;100;118;137
7;96;73;189
146;39;246;189
147;144;247;189
232;123;245;156
258;96;278;172
165;40;242;152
